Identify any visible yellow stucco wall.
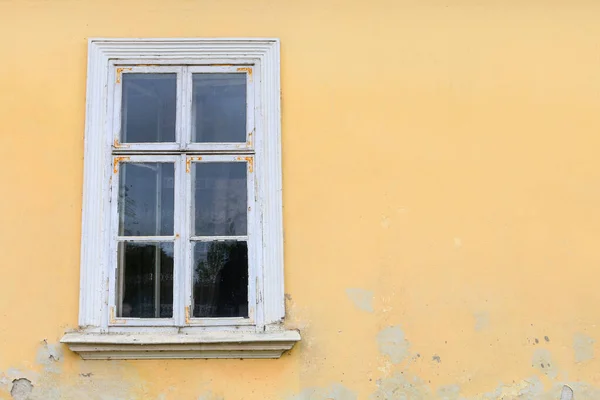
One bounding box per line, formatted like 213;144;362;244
2;0;600;398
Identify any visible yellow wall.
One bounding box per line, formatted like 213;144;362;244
2;0;600;398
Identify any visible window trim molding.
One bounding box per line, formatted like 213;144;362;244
65;38;295;358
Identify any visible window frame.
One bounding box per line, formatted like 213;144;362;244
61;39;298;359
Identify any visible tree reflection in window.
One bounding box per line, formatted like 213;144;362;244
193;241;248;318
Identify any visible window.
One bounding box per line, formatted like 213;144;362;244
61;39;300;359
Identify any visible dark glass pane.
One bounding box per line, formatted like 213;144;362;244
118;163;174;236
121;73;176;143
192;241;248;318
117;242;174;318
192;73;246;142
193;162;247;236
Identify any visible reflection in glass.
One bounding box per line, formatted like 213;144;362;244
118;163;174;236
193;162;247;236
192;241;248;318
121;73;176;143
117;242;174;318
192;73;246;143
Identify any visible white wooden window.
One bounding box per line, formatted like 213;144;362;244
61;39;300;359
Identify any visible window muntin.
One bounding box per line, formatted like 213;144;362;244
108;65;256;327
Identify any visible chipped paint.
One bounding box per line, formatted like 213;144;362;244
36;340;63;374
115;67;132;83
198;391;225;400
376;325;410;364
109;306;126;324
573;332;595;363
10;378;33;400
186;156;202;173
345;288;374;313
290;383;356;400
473;311;489;331
113;138;129;148
113;156;130;173
185;305;191;324
532;348;558;379
236;156;254;172
561;385;574;400
437;384;461;400
236;67;253;82
369;373;431;400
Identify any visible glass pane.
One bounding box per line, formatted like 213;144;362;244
117;242;174;318
118;163;174;236
192;73;246;143
192;241;248;318
193;162;247;236
121;73;176;143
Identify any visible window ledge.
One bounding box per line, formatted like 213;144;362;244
61;330;301;360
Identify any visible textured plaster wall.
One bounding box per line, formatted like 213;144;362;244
1;0;600;398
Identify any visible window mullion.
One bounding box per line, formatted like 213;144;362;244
182;153;193;326
171;154;183;326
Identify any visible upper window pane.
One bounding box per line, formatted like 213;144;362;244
192;74;246;143
193;162;247;236
121;74;177;143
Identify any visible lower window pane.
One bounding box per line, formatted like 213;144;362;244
192;241;248;318
117;242;174;318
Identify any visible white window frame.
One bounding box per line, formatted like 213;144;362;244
61;38;300;359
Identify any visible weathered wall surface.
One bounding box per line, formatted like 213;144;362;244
1;0;600;398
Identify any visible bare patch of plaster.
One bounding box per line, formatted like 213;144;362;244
437;384;460;400
11;378;33;400
468;379;600;400
35;340;63;374
0;341;143;400
560;385;574;400
561;382;600;399
532;348;558;379
573;332;595;363
367;372;600;400
473;312;489;331
369;372;431;400
198;391;225;400
346;288;374;313
290;383;356;400
470;377;544;400
376;326;410;364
